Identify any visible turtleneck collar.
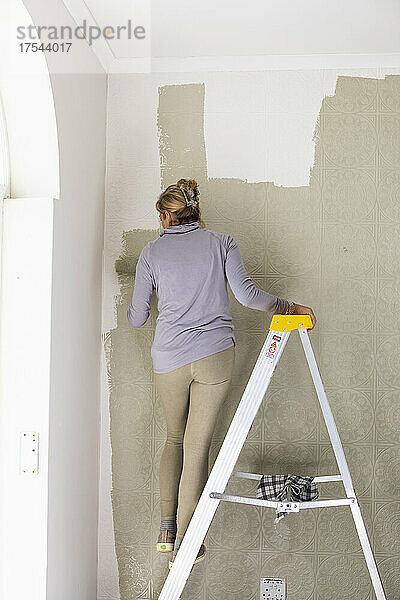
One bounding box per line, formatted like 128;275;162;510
160;221;200;237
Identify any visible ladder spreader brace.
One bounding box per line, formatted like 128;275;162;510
158;314;387;600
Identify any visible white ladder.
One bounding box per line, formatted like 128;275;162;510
158;314;387;600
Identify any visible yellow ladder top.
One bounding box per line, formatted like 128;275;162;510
270;314;313;332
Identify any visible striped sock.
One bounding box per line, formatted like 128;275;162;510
160;519;177;534
173;536;182;551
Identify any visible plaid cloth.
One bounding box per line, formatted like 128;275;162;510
256;474;319;523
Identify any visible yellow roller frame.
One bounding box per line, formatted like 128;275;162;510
269;314;313;332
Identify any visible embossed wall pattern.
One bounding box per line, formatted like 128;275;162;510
104;75;400;599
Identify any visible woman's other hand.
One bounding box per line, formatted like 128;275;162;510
293;303;317;330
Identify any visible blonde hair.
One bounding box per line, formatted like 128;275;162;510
156;178;205;228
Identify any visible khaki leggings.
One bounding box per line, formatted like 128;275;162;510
154;345;235;539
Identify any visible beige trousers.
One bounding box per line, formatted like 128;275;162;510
154;345;235;539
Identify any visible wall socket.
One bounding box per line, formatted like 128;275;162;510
260;578;286;600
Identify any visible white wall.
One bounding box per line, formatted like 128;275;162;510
0;198;53;600
0;2;107;600
0;0;59;198
0;4;59;599
45;71;106;600
15;0;107;595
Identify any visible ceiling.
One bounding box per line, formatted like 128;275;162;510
60;0;400;72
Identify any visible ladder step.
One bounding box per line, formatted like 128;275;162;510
210;491;355;510
231;470;343;483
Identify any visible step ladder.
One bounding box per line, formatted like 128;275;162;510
158;314;387;600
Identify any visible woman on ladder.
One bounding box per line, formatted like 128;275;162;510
127;178;316;569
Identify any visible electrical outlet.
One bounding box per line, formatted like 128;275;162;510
260;578;286;600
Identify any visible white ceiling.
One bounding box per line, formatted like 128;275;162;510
150;0;400;58
62;0;400;72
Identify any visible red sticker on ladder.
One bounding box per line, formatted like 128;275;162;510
266;335;281;359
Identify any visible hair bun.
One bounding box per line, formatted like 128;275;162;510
176;178;200;204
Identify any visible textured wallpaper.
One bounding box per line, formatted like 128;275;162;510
104;74;400;599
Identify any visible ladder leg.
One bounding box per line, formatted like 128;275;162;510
350;500;387;600
158;329;291;600
298;328;387;600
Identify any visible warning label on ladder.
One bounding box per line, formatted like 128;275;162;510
266;335;281;359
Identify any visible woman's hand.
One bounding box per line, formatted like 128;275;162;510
293;303;317;330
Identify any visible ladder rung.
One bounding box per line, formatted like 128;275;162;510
231;470;343;483
210;491;355;510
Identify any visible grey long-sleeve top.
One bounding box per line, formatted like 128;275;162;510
127;221;290;373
